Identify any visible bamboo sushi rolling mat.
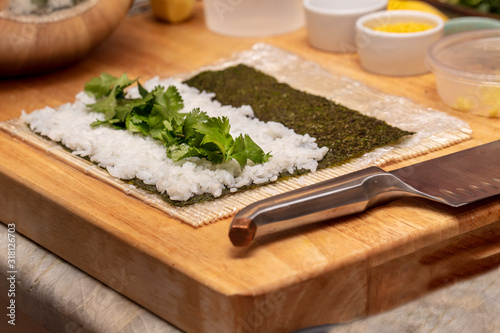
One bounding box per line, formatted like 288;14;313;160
0;44;472;227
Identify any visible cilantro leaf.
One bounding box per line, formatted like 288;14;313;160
84;73;136;100
85;73;271;169
126;112;150;135
112;73;137;99
183;108;209;142
84;73;117;99
162;85;184;113
137;81;149;99
166;143;192;161
230;135;248;168
195;117;233;159
244;134;271;164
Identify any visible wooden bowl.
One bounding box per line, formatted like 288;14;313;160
0;0;133;78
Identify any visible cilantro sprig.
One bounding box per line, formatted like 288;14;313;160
84;73;271;168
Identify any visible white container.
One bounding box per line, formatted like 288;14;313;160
203;0;304;37
426;29;500;118
355;10;444;76
303;0;387;53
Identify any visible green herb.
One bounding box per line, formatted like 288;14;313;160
84;72;270;168
80;67;414;207
449;0;500;14
183;64;414;170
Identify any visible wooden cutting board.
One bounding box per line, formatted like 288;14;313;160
1;4;500;332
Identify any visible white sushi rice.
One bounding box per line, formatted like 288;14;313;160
22;77;328;201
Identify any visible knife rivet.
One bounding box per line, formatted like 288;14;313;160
482;181;498;189
469;185;486;193
439;189;461;199
456;188;475;196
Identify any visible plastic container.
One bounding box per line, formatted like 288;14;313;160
203;0;304;37
444;17;500;36
426;29;500;118
355;10;444;76
303;0;387;53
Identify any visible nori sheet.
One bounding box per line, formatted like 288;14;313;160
183;64;414;170
130;64;413;206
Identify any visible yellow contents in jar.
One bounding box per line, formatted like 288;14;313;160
453;86;500;118
373;22;434;33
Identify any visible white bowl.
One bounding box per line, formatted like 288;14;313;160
355;10;444;76
304;0;387;53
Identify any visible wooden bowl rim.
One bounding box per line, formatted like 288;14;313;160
0;0;134;77
0;0;100;24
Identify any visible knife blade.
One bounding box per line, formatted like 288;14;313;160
229;140;500;246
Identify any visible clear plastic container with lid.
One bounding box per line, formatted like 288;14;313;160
203;0;304;37
426;29;500;118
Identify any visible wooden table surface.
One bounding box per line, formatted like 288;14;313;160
1;4;498;143
1;3;500;333
1;222;499;333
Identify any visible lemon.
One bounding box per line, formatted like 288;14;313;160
388;1;448;21
150;0;195;23
454;96;475;112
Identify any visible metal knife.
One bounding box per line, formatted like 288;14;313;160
229;140;500;246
